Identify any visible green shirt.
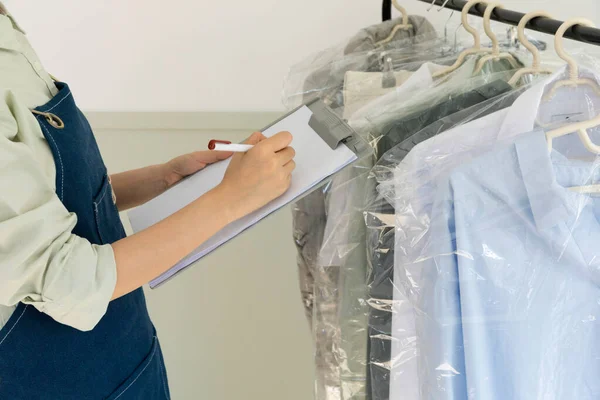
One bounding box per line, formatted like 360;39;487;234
0;3;117;332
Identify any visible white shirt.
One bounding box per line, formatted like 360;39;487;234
385;65;600;399
342;70;414;119
0;5;117;332
348;58;477;131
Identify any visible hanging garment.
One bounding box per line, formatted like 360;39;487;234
0;83;170;400
365;85;528;400
335;79;518;400
298;41;446;114
375;79;514;156
298;57;457;400
294;57;469;328
294;60;448;330
381;65;600;400
414;129;600;399
348;56;524;134
344;16;437;54
313;65;526;400
342;70;414;119
283;19;441;112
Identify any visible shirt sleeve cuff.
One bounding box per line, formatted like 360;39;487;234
29;240;118;332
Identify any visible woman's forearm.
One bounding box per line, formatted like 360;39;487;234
110;184;235;300
110;131;294;299
110;164;171;211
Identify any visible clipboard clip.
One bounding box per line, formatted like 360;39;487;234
307;100;371;157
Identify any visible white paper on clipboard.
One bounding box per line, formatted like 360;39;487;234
128;103;360;288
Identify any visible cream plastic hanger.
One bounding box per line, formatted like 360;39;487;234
544;19;600;193
375;0;413;47
543;18;600;102
507;10;554;87
472;3;521;75
432;0;493;79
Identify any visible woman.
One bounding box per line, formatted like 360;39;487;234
0;5;295;399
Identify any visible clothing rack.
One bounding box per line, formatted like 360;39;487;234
382;0;600;46
382;0;392;22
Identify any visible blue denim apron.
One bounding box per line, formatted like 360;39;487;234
0;82;171;400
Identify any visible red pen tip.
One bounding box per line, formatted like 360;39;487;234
208;139;232;150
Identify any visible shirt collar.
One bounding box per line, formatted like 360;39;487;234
515;130;600;273
514;129;574;231
350;58;476;126
498;65;600;139
514;129;600;237
508;64;600;232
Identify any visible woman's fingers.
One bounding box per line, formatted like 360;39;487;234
283;159;296;174
277;147;296;165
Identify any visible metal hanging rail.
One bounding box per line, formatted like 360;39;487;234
383;0;392;22
382;0;600;46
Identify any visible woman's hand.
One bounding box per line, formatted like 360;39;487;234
111;130;295;300
163;150;232;187
216;131;296;222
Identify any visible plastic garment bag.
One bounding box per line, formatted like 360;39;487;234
365;84;530;400
291;22;529;332
287;16;535;400
299;65;529;400
375;61;600;399
282;16;440;112
283;21;526;114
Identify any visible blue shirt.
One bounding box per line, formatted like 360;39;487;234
414;129;600;399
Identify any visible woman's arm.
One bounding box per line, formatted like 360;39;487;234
110;151;232;211
110;131;296;299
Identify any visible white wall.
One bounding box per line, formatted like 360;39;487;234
5;0;599;112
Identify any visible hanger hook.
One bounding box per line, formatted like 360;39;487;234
427;0;436;12
444;10;455;42
446;10;455;25
461;0;487;49
391;0;410;26
482;3;503;54
555;18;596;81
517;11;553;69
438;0;451;12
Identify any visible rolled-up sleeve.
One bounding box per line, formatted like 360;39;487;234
0;90;117;332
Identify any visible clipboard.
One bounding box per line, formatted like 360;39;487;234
128;99;371;288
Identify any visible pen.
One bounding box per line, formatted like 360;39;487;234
208;139;254;152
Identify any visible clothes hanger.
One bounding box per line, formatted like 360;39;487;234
427;0;437;12
437;0;451;12
425;0;450;12
375;0;413;47
544;19;600;193
507;10;554;87
472;3;521;75
432;0;493;79
543;18;600;102
427;0;454;53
